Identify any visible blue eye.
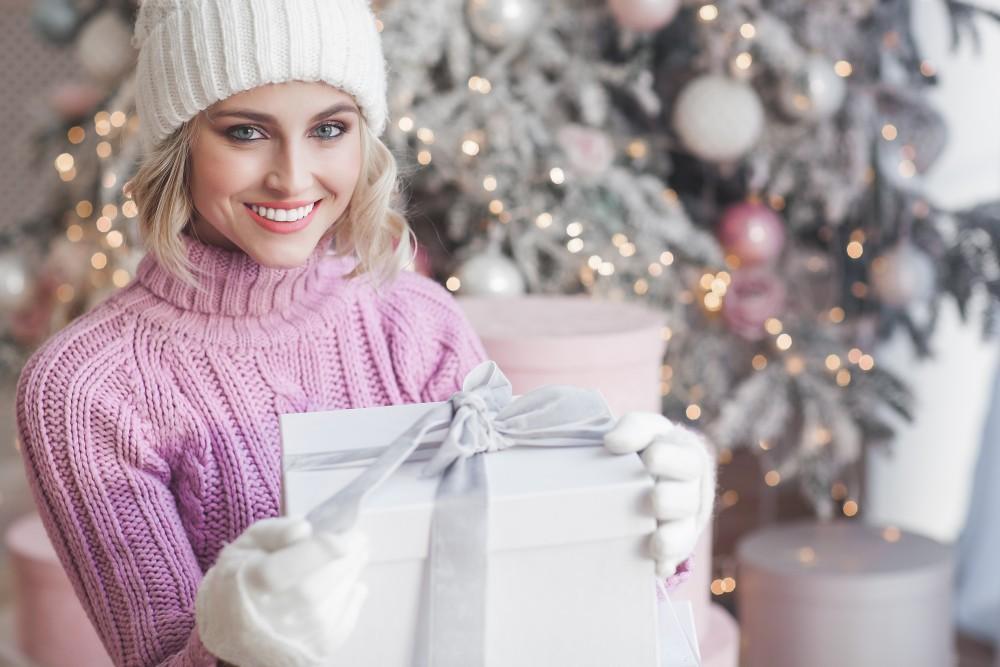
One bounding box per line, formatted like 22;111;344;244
227;125;264;142
314;122;347;140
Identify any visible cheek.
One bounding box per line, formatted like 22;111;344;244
190;143;259;207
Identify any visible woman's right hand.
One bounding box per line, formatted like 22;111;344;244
195;516;369;667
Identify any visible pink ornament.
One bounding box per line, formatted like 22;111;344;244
722;267;786;341
717;202;786;267
48;82;105;120
608;0;681;32
556;124;616;181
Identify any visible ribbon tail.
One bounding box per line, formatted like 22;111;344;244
306;403;451;533
426;454;489;667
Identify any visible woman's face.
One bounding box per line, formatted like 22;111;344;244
187;81;363;268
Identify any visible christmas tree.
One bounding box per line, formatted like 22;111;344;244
7;0;1000;521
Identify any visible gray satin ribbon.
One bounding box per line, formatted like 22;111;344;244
287;360;617;667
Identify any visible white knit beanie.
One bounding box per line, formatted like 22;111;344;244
131;0;389;154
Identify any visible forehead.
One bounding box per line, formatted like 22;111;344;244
206;81;358;119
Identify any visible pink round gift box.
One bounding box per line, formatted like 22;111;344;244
5;513;113;667
737;520;953;667
458;295;666;416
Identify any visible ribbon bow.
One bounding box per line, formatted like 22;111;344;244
294;360;616;667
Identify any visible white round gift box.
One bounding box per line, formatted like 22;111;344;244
5;513;114;667
737;520;953;667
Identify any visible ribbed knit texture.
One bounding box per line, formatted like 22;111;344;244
132;0;389;153
14;232;488;667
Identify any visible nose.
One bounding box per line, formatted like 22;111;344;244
264;139;314;196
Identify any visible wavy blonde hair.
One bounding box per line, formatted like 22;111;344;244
128;111;415;292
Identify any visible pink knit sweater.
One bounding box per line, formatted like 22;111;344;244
14;232;489;666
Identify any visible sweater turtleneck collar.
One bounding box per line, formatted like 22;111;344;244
135;231;351;318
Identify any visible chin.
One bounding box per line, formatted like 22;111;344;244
246;242;315;270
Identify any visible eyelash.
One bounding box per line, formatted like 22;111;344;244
226;122;348;143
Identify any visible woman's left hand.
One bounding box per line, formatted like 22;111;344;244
604;412;717;577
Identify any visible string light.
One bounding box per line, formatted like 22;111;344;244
662;188;679;205
659;251;674;266
619;243;636;257
109;110;127;128
96;216;112;233
846;241;864;259
102;172;117;189
785;355;804;375
102;204;118;219
648;263;663;277
535;212;553;229
776;333;792;350
397;116;414;132
76;201;93;218
882;526;901;543
461;139;481;156
56;284;75;303
721;490;739;508
91;252;108;270
634;279;649;295
567;238;584;253
661;326;673;342
851;281;868;298
66;224;83;242
597;261;615;276
859;354;875;371
566;221;583;237
825;354;842;371
734;52;753;70
446;276;461;291
920;61;936;77
686;404;702;420
759;439;771;451
829;307;845;323
847;348;863;364
831;482;848;500
483;175;497;191
417;150;432;165
467;76;492;94
797;547;816;564
417;127;435;144
739;23;756;39
549;167;565;184
718;449;733;464
843;500;859;517
722;577;736;593
765;318;783;335
488;199;504;214
764;470;781;486
752;354;768;370
627;140;648;159
881;124;898;141
54;153;74;173
68;126;85;144
834;60;853;77
588;255;602;270
836;368;852;386
112;269;131;287
698;4;719;21
898;160;916;178
704;292;722;311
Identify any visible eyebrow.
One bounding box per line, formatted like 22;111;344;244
209;103;359;123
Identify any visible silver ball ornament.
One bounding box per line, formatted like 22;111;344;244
466;0;542;48
75;10;136;85
0;250;30;311
455;250;526;297
871;243;936;307
673;75;764;163
777;54;847;122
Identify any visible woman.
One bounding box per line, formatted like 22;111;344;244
15;1;715;665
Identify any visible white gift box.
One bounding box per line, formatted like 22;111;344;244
280;399;661;667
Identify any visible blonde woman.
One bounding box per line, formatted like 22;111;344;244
14;1;714;666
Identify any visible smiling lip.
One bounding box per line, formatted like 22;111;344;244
246;199;320;210
245;200;321;234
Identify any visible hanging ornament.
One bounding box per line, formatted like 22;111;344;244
722;267;787;341
32;0;82;45
556;124;616;182
0;250;30;311
871;243;937;308
75;10;136;86
777;54;847;122
48;82;106;121
717;202;786;267
672;75;764;163
466;0;542;49
454;248;526;297
607;0;681;33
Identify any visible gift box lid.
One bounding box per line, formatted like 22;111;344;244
280;400;655;561
736;520;954;603
458;296;666;370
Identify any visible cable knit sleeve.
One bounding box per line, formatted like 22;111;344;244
14;330;217;667
379;272;490;403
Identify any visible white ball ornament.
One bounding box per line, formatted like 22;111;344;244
454;250;526;297
466;0;542;49
608;0;681;33
777;54;847;122
871;243;937;308
0;250;30;311
75;10;136;85
672;74;765;163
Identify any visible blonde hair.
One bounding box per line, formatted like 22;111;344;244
128;111;415;291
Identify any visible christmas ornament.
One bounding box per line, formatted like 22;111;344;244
75;10;136;85
48;82;106;120
556;124;615;182
32;0;82;45
672;75;764;163
454;249;526;296
871;243;937;307
0;250;30;311
722;267;786;341
466;0;542;49
717;202;786;266
777;54;847;122
607;0;680;33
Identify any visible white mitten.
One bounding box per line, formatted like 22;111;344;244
195;516;368;667
604;412;717;577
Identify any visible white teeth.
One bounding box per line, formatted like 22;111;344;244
249;202;315;223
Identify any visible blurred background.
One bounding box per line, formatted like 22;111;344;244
2;0;1000;665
